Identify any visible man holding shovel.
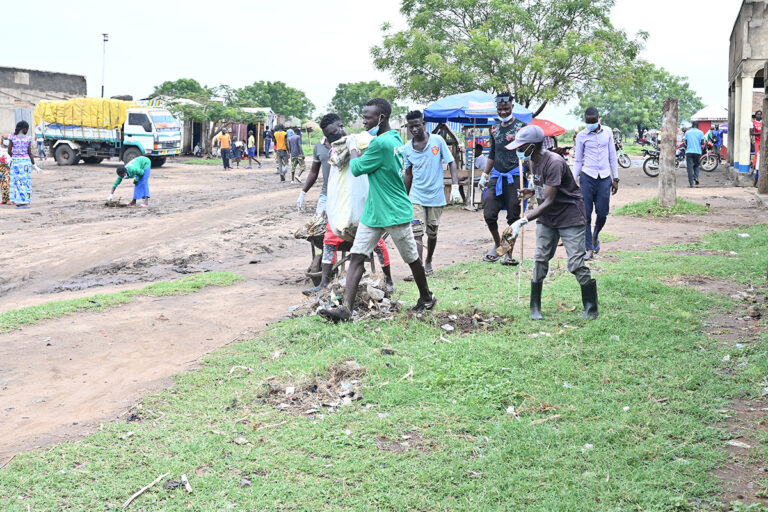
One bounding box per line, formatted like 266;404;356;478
506;125;598;320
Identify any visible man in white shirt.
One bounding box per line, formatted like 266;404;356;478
572;107;619;260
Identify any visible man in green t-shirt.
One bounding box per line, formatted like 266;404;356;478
107;155;152;207
319;98;436;323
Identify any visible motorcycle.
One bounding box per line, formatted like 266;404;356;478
641;143;685;177
615;138;631;169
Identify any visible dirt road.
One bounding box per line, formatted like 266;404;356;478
0;156;762;462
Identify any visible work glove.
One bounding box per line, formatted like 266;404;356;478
449;184;462;204
478;173;488;189
345;135;359;153
107;193;113;202
32;164;42;173
510;217;529;239
297;190;306;211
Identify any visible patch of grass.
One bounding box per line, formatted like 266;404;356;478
0;272;242;333
182;158;224;166
622;143;645;155
0;227;766;510
614;197;709;218
596;232;620;243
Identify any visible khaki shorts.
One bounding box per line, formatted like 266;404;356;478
351;222;419;264
411;204;443;239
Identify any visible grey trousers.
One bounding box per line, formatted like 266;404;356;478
532;223;592;286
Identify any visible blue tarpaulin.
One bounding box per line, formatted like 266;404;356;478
423;90;533;125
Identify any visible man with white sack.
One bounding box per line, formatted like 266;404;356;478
319;98;436;323
297;113;394;296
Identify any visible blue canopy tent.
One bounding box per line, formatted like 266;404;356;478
423;90;533;124
423;90;533;207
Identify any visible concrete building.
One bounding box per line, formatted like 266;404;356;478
0;67;86;135
727;0;767;184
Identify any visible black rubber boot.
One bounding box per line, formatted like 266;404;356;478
530;281;543;320
579;279;598;320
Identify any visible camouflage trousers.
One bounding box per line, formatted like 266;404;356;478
0;163;9;203
291;155;305;173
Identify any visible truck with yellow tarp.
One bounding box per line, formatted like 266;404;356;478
35;98;181;166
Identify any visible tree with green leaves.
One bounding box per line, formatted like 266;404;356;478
571;61;704;135
235;81;315;119
329;81;404;124
371;0;645;116
151;78;212;101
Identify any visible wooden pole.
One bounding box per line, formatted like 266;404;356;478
758;61;768;194
658;97;678;207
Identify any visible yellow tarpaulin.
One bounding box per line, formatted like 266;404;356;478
35;98;134;129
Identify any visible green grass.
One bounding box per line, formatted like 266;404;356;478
1;227;767;510
0;272;242;334
614;197;709;218
596;232;620;243
622;143;645;155
182;158;224;166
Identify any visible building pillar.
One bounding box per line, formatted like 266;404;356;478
727;82;735;166
738;72;754;173
733;77;743;170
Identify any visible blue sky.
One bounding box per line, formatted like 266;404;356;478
5;0;741;128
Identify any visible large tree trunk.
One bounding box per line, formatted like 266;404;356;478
758;61;768;195
658;98;678;207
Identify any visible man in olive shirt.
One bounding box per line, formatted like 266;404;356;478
507;125;598;320
319;98;436;323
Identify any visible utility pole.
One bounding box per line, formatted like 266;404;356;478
658;97;678;207
758;61;768;195
101;33;109;98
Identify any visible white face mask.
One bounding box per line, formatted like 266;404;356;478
498;114;514;123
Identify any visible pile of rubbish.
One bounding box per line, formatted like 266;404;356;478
287;275;401;321
259;360;366;416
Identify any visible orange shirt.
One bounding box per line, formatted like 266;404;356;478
274;131;288;151
217;133;231;149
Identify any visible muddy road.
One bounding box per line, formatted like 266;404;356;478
0;156;762;462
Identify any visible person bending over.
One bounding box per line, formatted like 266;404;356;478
108;155;152;208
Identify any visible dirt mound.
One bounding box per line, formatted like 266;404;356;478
259;360;366;416
414;310;503;334
375;430;436;453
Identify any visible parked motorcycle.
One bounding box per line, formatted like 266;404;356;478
615;138;631;169
642;143;685;177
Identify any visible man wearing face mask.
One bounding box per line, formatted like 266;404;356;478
299;113;395;296
573;107;619;260
507;125;597;321
478;92;527;265
319;98;436;322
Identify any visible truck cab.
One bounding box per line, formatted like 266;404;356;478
121;107;182;166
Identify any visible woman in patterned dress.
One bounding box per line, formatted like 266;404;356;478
7;121;36;209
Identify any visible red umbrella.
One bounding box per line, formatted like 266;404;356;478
531;118;566;137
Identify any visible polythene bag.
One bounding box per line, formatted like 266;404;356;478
327;162;369;242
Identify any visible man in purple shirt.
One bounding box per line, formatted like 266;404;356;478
573;107;619;260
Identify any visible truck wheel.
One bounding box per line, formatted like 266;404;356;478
149;157;166;167
83;157;104;164
122;147;142;164
54;145;78;166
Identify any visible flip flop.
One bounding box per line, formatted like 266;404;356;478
482;253;499;263
500;254;519;266
593;239;601;253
